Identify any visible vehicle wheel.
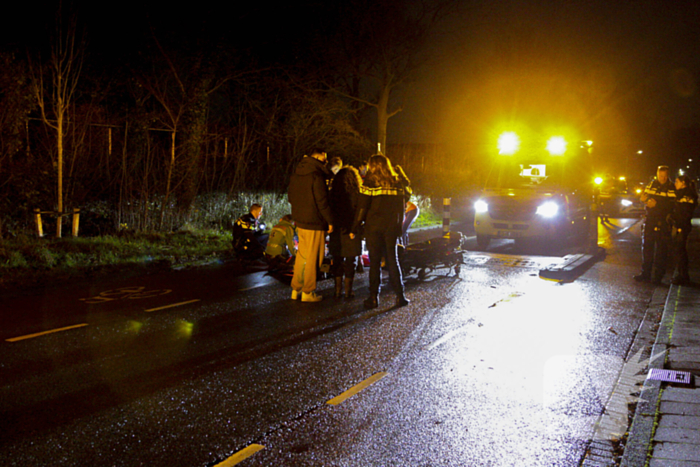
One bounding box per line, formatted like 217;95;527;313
476;234;490;249
418;269;426;281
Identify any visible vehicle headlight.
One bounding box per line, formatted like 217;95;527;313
536;201;559;218
620;199;633;207
474;200;488;213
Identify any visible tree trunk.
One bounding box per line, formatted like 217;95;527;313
376;83;390;155
56;103;64;238
179;85;208;212
160;130;176;230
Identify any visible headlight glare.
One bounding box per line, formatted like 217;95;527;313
474;200;488;213
536;201;559;217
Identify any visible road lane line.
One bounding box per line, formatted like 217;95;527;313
214;444;265;466
327;372;388;405
144;299;200;312
6;323;89;342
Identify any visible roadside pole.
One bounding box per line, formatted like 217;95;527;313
443;198;451;235
589;185;600;254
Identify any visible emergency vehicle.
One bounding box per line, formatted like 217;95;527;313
473;132;592;249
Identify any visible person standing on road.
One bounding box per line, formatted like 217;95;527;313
329;166;363;299
288;149;334;302
670;175;698;285
635;165;676;284
351;154;411;309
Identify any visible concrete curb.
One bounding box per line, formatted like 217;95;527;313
620;285;677;467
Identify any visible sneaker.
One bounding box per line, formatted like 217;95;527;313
291;289;301;300
301;291;323;302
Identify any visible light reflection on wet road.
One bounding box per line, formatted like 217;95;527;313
0;218;656;466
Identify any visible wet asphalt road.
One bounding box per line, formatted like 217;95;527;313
0;218;656;466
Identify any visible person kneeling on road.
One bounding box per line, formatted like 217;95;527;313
232;203;268;261
264;214;297;271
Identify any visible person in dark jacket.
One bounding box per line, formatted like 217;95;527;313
232;204;268;260
635;165;676;284
329;166;363;299
351;154;411;309
287;149;334;302
670;175;698;285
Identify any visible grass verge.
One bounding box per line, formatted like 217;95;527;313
0;229;234;293
0;198;446;294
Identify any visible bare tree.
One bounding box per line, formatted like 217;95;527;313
30;6;84;237
0;53;32;180
249;72;372;187
136;34;245;227
0;53;34;238
323;0;454;154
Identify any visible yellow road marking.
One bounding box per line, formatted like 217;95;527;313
6;323;89;342
327;372;388;405
145;299;200;312
214;444;265;466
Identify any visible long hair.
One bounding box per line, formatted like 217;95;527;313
365;154;399;188
330;166;363;229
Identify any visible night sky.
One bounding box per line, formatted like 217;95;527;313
4;0;700;179
393;0;700;178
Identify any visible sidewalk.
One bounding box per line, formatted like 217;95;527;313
622;228;700;466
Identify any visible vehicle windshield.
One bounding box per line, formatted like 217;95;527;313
487;159;564;190
600;178;628;195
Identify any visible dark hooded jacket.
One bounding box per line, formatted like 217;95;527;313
288;156;334;231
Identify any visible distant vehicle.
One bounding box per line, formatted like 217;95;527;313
597;176;644;218
473;132;591;249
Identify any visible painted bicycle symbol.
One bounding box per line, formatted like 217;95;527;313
80;286;172;304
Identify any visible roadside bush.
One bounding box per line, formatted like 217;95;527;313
23;244;56;268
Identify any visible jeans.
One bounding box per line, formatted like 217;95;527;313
400;206;420;247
